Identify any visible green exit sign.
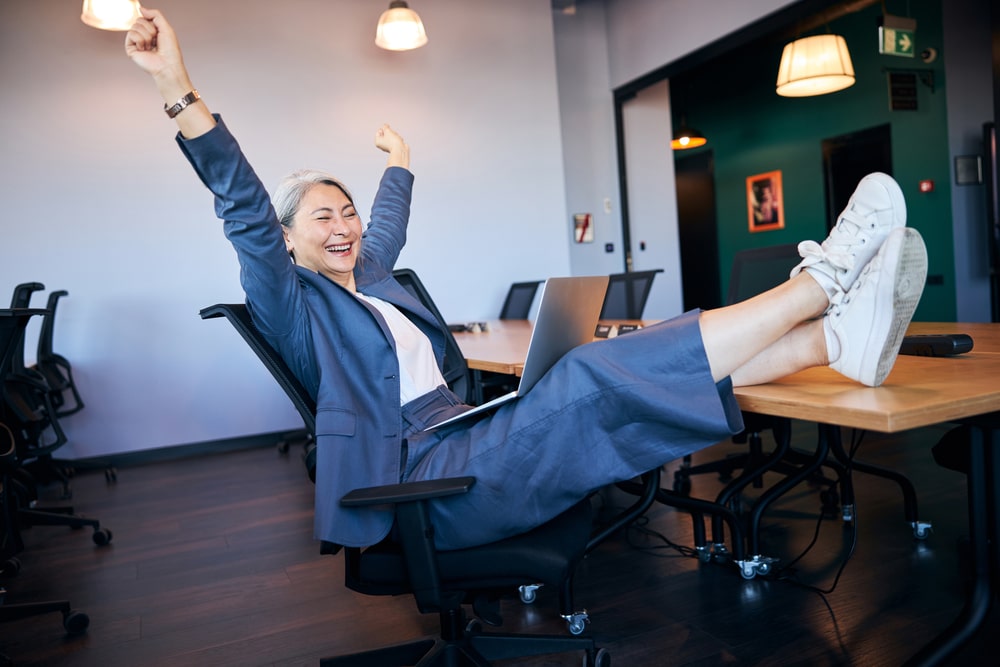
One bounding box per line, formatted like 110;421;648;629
881;27;915;57
879;13;917;58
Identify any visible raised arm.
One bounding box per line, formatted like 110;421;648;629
360;125;414;272
375;124;410;170
125;7;215;139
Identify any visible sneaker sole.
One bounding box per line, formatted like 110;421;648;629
869;229;928;386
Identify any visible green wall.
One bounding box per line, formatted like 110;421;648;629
672;0;955;320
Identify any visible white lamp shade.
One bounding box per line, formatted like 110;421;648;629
81;0;142;31
375;1;428;51
776;34;855;97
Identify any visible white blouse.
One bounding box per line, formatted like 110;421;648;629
355;292;447;405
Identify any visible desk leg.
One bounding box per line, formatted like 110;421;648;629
904;423;996;666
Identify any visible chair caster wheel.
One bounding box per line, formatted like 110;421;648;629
518;584;540;604
63;609;89;635
586;647;611;666
92;528;113;546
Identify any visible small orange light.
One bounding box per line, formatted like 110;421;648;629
919;180;934;193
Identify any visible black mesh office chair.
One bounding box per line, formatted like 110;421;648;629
200;300;607;666
33;291;85;419
0;308;90;645
498;281;542;320
1;287;110;545
599;269;663;320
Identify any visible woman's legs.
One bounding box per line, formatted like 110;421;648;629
699;172;926;388
699;273;827;383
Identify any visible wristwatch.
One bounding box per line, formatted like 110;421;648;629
164;90;201;119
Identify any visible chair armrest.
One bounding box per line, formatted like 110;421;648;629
340;476;475;508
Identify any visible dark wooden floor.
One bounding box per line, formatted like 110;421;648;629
1;421;995;666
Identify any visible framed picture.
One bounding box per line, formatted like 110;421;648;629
746;170;784;233
573;213;594;243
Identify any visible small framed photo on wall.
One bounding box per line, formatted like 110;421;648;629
746;170;784;233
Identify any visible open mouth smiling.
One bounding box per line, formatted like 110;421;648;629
326;242;352;254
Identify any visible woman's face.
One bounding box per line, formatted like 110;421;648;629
283;183;362;289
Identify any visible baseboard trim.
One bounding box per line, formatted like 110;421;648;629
62;429;311;471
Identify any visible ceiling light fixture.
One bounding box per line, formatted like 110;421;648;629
776;34;855;97
81;0;141;31
375;1;428;51
671;116;707;151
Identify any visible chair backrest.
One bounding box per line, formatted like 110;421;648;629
726;244;801;306
392;268;472;403
199;303;316;434
499;280;542;320
0;310;45;380
7;283;45;377
37;290;68;360
599;269;663;320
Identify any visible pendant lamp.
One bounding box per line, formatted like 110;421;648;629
375;1;428;51
671;116;707;151
81;0;142;31
776;34;855;97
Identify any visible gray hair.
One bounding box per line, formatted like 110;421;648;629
272;169;354;228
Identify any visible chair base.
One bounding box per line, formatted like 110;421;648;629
321;611;601;666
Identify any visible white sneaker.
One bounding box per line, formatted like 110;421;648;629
825;227;927;387
792;172;907;305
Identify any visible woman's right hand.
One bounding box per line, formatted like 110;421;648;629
125;7;185;81
126;8;214;138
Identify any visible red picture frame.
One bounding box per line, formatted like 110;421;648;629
746;170;785;233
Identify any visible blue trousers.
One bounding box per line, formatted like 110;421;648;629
399;309;744;550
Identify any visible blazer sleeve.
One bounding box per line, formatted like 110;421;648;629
175;116;317;389
360;166;414;273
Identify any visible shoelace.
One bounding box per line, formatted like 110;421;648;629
796;204;874;275
828;253;879;319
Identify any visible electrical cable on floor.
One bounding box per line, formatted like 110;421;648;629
776;429;866;596
623;514;701;559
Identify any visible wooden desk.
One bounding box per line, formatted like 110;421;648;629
455;320;1000;666
734;322;1000;433
454;319;652;377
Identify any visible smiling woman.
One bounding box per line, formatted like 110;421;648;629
275;175;364;289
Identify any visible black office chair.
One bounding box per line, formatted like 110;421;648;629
33;291;85;419
6;283;74;496
498;281;542;320
393;268;473;404
0;309;90;647
599;269;663;320
200;301;608;666
2;286;110;543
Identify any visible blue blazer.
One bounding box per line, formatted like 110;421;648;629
179;117;457;547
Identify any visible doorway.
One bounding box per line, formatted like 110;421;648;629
675;150;721;310
821;124;893;230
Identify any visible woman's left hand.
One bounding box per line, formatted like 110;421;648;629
375;124;410;169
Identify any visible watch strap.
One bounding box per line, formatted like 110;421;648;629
164;90;201;119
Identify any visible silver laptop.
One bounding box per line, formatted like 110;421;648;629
424;275;610;430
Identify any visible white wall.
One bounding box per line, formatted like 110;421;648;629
0;0;570;458
553;1;625;278
621;80;683;319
